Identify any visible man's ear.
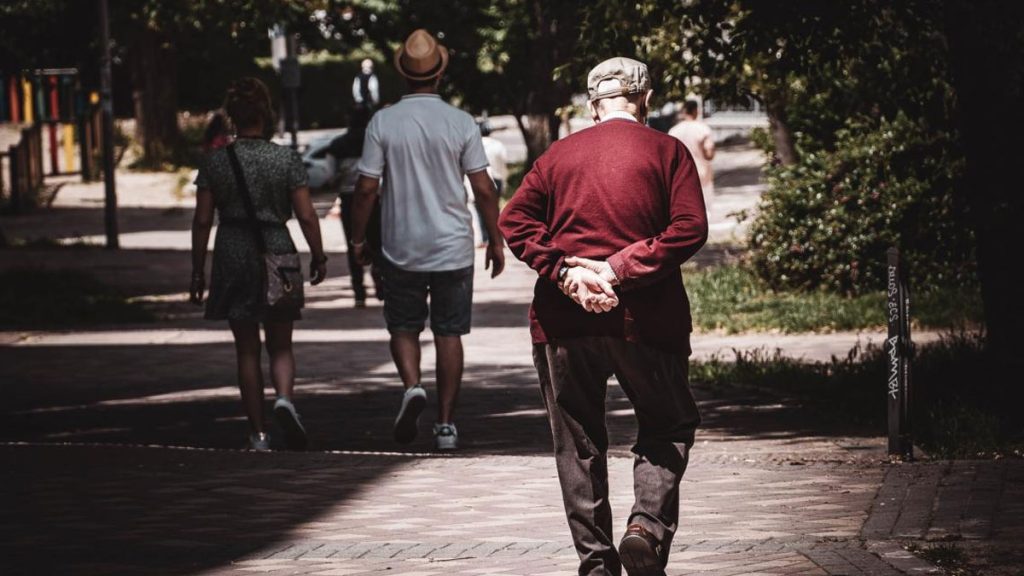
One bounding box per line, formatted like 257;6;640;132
643;90;653;110
587;100;600;122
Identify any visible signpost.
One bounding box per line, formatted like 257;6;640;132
885;247;913;460
269;24;300;149
98;0;119;249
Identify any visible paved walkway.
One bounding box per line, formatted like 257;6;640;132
2;149;1021;575
3;245;1018;575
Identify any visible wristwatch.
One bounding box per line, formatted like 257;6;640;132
557;265;569;281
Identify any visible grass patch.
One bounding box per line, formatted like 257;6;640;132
906;543;976;576
690;333;1023;459
691;344;887;430
687;263;982;333
0;268;154;328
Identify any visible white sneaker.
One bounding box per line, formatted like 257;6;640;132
273;397;308;450
433;423;458;451
394;385;427;444
248;432;271;452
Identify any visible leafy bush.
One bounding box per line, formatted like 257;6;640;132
748;113;975;295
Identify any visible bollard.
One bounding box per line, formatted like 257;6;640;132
8;76;19;123
9;144;21;212
21;77;32;124
885;247;913;460
0;74;6;123
63;124;75;173
48;76;60;174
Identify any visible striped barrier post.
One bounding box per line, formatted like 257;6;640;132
8;75;19;123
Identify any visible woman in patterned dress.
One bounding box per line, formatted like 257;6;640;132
189;78;328;451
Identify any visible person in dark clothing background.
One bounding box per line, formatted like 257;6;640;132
499;57;707;576
330;107;382;307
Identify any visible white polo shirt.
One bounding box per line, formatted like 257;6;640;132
357;94;489;272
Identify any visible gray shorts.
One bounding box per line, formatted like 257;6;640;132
379;259;474;336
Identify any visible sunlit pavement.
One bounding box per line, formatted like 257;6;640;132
2;144;1020;575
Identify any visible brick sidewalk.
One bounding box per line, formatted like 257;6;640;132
0;443;914;576
2;242;1021;574
12;441;1017;575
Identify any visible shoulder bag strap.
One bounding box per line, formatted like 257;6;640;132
225;143;268;255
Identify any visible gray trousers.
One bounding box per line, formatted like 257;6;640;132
534;337;700;576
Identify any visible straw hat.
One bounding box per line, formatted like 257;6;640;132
394;29;449;81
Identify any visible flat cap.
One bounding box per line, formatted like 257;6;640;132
587;57;651;101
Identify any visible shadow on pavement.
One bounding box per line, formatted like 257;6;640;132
0;443;408;575
2;336;883;459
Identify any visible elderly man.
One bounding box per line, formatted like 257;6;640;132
499;57;707;576
351;58;379;110
349;29;505;451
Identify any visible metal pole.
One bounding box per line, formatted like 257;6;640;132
885;247;913;460
48;77;60;175
286;34;299;149
98;0;119;248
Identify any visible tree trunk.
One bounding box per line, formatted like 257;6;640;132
766;100;798;166
944;0;1024;366
516;112;559;169
514;0;577;171
128;26;180;166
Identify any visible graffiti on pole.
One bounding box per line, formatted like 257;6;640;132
885;247;913;460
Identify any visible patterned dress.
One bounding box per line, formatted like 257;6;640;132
194;138;308;322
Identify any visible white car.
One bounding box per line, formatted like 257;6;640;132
301;131;347;190
270;129;349;191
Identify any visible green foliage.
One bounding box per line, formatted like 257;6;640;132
0;268;153;328
748;114;974;295
177;52;405;129
334;0;588;165
596;1;977;303
672;1;955;146
0;1;102;72
686;263;981;334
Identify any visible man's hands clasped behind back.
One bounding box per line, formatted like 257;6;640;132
560;256;619;313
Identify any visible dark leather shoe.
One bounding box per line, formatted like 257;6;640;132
619;523;665;576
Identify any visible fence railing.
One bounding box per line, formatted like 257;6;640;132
3;123;43;213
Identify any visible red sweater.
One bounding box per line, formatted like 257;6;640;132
499;118;708;353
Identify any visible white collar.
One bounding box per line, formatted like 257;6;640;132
599;111;639;123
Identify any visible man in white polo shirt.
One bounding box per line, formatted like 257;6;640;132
348;29;505;451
